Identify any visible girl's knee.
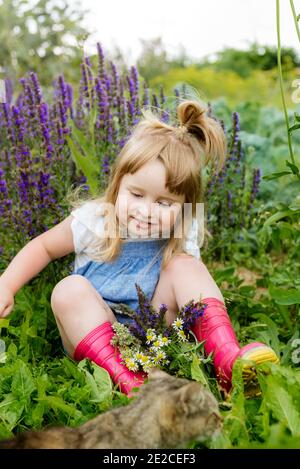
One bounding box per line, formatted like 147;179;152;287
50;275;92;311
166;253;200;275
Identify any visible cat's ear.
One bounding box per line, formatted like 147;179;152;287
176;382;208;415
147;367;170;381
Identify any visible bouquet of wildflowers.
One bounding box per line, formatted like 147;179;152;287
111;283;207;373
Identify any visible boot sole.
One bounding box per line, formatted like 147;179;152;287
240;347;280;398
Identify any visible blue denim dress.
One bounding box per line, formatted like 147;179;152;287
72;238;168;325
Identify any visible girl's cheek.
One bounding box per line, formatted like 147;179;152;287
115;203;125;224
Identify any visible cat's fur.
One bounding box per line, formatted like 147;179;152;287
0;369;221;449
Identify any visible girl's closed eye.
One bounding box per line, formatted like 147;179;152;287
158;201;173;207
131;192;173;207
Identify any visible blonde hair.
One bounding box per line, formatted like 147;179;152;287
67;99;227;269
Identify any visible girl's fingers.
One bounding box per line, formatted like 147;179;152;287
0;304;12;318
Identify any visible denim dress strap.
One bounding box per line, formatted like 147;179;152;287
73;238;168;323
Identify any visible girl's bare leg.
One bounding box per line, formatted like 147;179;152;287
50;275;117;358
170;256;224;309
151;254;224;326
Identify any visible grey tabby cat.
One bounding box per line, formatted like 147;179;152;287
0;368;221;449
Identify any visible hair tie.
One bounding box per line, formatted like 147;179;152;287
176;124;188;137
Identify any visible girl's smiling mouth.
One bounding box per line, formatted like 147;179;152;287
131;216;154;229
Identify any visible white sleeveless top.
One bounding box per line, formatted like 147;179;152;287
70;200;201;272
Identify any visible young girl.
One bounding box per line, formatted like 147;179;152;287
0;100;279;397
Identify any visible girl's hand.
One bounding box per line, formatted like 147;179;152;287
0;282;14;318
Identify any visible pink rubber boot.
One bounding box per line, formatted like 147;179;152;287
74;322;147;397
192;297;279;394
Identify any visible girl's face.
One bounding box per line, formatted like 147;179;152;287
115;160;185;238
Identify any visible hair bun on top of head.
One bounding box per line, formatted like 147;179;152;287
176;100;206;136
175;99;227;171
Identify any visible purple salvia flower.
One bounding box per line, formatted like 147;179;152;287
161;109;170;123
80;62;90;110
11;105;32;169
142;80;150;107
112;116;119;144
23;208;32;224
151;93;159;110
58;101;70;135
77;174;89;192
129;322;146;341
20;78;40;138
4;78;13;105
22;208;36;238
104;76;111;96
84;56;95;104
97;42;105;80
18;170;30;203
227;191;235;226
21;84;35;135
248;168;261;210
52;79;61;102
130;65;139;100
117;137;127;150
38;102;54;161
179;299;207;332
206;173;216;197
159;85;166;107
127;75;135;100
230;111;240;156
240;165;246;191
58;75;69;110
216;166;226;186
102;155;110;176
85;55;92;68
0;168;12;217
37;170;55;209
174;88;180;107
55;119;65;148
126;99;135;126
95;77;109;131
12;105;25;141
106;111;113;143
1;103;15;146
66;83;74;119
29;71;43;104
75;93;84;129
110;61;119;106
116;80;128;134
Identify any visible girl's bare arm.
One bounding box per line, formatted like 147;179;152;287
0;215;75;295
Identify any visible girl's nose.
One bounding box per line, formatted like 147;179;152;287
136;200;156;221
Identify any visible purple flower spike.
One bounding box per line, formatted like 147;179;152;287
142;81;150;107
29;71;43;104
97;42;105;80
248;168;261;210
102;155;110;175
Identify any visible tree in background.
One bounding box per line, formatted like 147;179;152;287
193;41;300;78
136;37;193;83
133;37;299;109
0;0;89;88
135;38;300;82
